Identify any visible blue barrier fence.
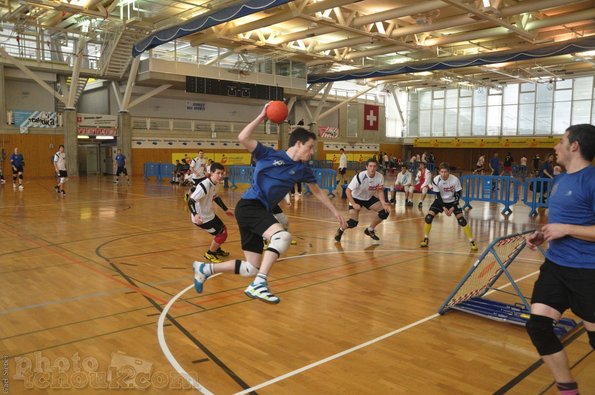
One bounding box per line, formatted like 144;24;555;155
144;162;162;182
460;175;520;215
143;162;176;183
227;166;254;189
523;177;552;217
303;168;337;197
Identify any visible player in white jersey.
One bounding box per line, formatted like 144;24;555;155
190;150;207;184
408;161;432;207
390;164;412;204
420;162;478;251
337;148;348;185
334;158;391;242
187;162;234;263
53;144;67;196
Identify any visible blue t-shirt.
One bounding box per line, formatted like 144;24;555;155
242;142;316;211
10;153;24;167
115;154;126;167
489;157;500;173
545;165;595;269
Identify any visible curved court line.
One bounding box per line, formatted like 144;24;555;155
159;249;542;393
157;280;220;395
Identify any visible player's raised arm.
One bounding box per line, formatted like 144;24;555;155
238;105;268;153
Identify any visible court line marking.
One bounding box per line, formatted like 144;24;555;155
158;278;221;395
158;250;541;394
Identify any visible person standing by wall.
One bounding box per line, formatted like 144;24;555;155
53;145;67;196
10;147;25;190
525;124;595;395
337;148;348;185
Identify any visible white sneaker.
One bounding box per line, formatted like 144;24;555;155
192;261;211;293
18;185;23;191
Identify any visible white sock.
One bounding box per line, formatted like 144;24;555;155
253;273;267;285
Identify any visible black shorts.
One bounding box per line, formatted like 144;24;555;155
235;199;278;254
429;199;463;215
12;166;24;174
58;170;68;178
116;166;128;176
196;215;224;235
349;196;380;210
272;204;283;214
531;258;595;322
339;168;346;175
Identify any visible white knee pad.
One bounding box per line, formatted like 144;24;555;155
267;230;292;256
236;260;259;277
273;212;289;230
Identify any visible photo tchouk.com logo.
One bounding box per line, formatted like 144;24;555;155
10;351;197;391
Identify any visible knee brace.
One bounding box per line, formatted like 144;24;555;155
457;216;467;227
234;260;259;277
525;315;563;356
267;230;292;256
274;212;289;230
214;226;227;244
425;214;434;224
346;219;359;228
378;209;389;220
589;331;595;349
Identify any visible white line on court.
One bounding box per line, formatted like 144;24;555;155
157;277;221;395
158;249;543;394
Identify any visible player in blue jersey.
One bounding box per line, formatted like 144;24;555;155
192;104;347;304
525;124;595;395
113;149;129;184
10;147;25;190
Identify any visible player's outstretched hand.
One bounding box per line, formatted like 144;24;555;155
526;231;545;249
225;209;235;218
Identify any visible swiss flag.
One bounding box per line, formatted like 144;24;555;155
364;104;379;130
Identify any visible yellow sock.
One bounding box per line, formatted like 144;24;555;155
424;223;432;237
463;224;473;240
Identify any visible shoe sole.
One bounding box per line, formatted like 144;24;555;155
244;290;280;304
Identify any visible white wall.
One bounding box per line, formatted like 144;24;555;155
6;80;55;111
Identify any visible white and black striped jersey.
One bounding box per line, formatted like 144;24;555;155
348;170;384;201
189;178;219;223
431;174;461;203
53;151;66;171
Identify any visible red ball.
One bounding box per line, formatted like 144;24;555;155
266;101;288;124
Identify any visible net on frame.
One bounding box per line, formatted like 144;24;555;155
438;230;579;336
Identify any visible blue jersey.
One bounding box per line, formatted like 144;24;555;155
115;154;126;167
10;153;24;167
489;157;500;173
545;165;595;269
242;142;316;211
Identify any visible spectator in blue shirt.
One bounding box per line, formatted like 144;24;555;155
488;152;500;176
192;104;347;304
526;124;595;395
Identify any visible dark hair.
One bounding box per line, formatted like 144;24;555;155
59;144;64;149
438;162;450;170
340;148;345;152
288;127;317;147
566;124;595;161
210;162;224;173
366;158;378;166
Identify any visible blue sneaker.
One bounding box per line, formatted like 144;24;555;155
244;282;280;304
192;261;210;293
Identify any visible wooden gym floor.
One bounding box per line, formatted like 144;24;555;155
0;176;593;394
